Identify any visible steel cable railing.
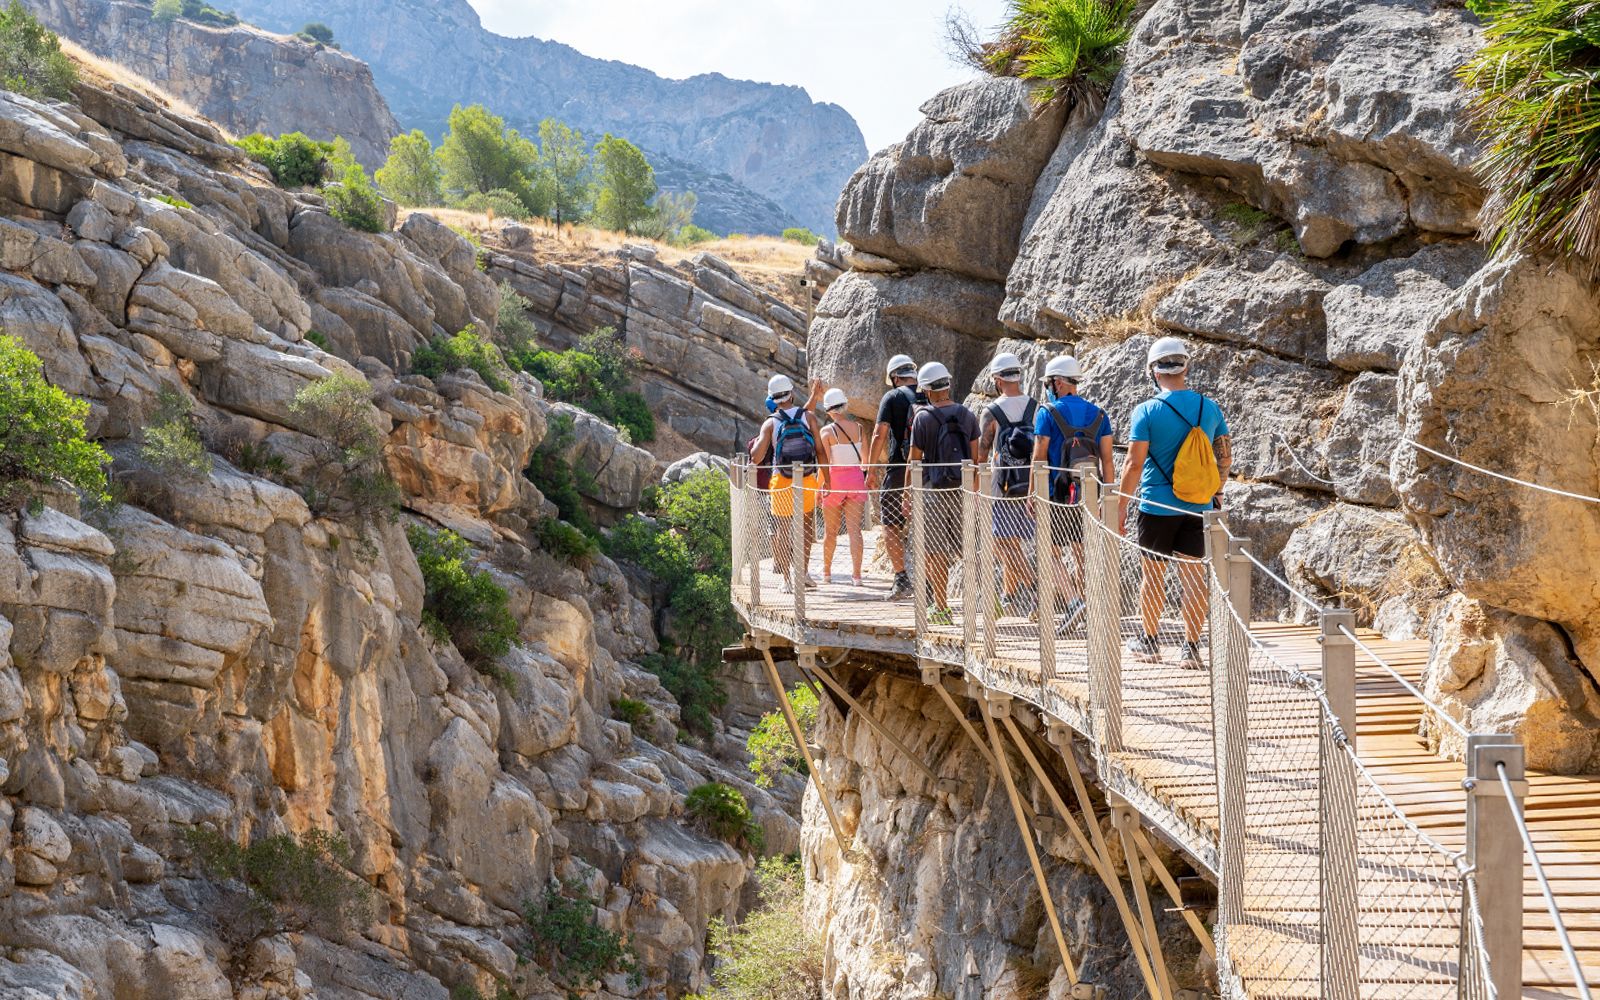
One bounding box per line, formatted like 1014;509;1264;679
726;457;1546;1000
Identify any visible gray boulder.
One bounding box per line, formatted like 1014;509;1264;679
1152;258;1331;361
1322;372;1400;507
1323;241;1484;372
836;78;1069;281
663;453;730;486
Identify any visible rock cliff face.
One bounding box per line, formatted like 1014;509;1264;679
808;0;1600;989
483;227;808;460
28;0;401;168
0;71;794;998
218;0;866;237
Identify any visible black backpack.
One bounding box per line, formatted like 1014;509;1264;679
1043;401;1105;502
987;399;1038;498
924;406;972;489
774;408;816;470
887;385;918;464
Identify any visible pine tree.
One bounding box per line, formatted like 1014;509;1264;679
592;134;656;234
375;130;442;207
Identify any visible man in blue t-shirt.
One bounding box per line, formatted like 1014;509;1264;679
1116;337;1232;668
1031;355;1115;637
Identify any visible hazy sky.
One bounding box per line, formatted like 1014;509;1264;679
467;0;1012;154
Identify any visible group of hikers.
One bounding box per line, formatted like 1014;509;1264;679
746;337;1233;669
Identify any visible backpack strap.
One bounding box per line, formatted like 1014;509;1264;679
1045;400;1104;445
1148;393;1208;486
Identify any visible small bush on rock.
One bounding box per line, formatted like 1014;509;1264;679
685;782;764;854
534;516;596;566
177;0;239;27
495;282;537;352
524;881;640;999
0;334;109;513
412;324;511;393
186;827;375;941
524;412;596;535
151;0;181;22
288;373;399;523
781;227;821;246
509;327;654;442
674;223;718;246
139;386;213;482
236;131;334;188
957;0;1136;108
325;149;389;233
687;856;822;1000
406;524;519;677
747;684;818;788
612;697;651;728
0;0;77;100
452;188;531;220
297;21;334;44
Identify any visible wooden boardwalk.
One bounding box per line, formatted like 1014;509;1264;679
738;540;1600;999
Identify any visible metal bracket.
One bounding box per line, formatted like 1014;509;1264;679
1070;985;1107;1000
920;661;942;686
984;690;1013;718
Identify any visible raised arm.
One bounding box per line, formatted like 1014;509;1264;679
1098;433;1116;487
1116;440;1148;535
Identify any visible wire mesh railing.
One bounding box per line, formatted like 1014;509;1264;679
727;457;1542;1000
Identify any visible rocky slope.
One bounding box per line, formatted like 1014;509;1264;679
28;0;401;167
0;70;797;998
806;0;1600;992
217;0;866;236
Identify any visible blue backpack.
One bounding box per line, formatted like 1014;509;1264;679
774;408;816;471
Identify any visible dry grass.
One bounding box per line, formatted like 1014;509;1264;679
59;38;212;127
1561;359;1600;432
409;207;813;310
1071;269;1192;350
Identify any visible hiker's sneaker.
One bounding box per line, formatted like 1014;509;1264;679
779;576;793;595
1055;598;1087;638
1180;641;1205;669
1125;634;1161;663
803;573;819;589
884;576;913;601
851;575;863;588
927;606;955;626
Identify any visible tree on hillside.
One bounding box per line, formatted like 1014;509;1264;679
539;119;590;225
0;0;77;99
593;134;657;234
151;0;181;21
436;104;546;216
375;129;442;206
639;190;697;243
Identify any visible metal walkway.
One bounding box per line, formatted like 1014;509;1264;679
728;460;1600;1000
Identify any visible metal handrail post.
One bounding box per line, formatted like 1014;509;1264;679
962;461;978;652
1095;480;1122;751
1463;734;1527;1000
790;461;806;623
979;465;997;665
909;460;927;637
1034;461;1056;690
1320;609;1358;1000
747;459;763;609
1211;526;1252;949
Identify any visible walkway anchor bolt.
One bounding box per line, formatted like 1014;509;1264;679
1070;985;1106;1000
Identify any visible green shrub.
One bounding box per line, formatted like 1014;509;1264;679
297;21;334;43
1461;1;1600;273
524;882;640;998
781;227;821;246
236;132;334;188
0;334;110;513
177;0;238;26
304;329;331;351
153;192;192;209
687;857;822;1000
451;984;517;1000
412;324;511;393
495;282;537;352
325;152;388;233
0;0;77;100
524;415;595;535
747;684;818;788
406;524;519;677
151;0;181;22
509;328;654;442
451;188;531;220
139;386;213;482
674;224;718;246
973;0;1136;107
186;827;375;940
287;373;399;522
534;516;596;565
612;697;651;728
685;782;763;854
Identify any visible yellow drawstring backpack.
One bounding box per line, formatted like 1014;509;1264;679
1158;396;1221;504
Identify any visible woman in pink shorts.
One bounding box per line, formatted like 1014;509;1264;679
818;388;867;585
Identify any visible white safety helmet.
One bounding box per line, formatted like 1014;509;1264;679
768;373;795;397
822;387;848;411
1043;355;1083;381
885;353;917;385
988;351;1024;382
917;361;952;389
1147;336;1190;372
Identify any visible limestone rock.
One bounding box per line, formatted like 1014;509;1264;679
837;78;1068;281
1323;372;1401;507
545;402;657;520
1323;241;1484;372
1280;503;1414;619
1152;258;1331;361
1396;257;1600;667
1424;596;1600;774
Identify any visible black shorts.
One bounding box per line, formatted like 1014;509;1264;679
1135;511;1206;559
1049;503;1085;547
879;466;908;530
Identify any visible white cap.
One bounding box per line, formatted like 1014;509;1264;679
885;353;917;385
768;373;795;396
917;361;951;388
1148;336;1190;371
988;352;1023;381
1044;355;1083;380
822;387;848;411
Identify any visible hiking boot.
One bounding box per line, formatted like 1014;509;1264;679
803;573;819;589
1180;641;1205;670
884;574;913;602
779;576;793;595
927;606;955;626
1055;598;1087;638
1125;634;1161;663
